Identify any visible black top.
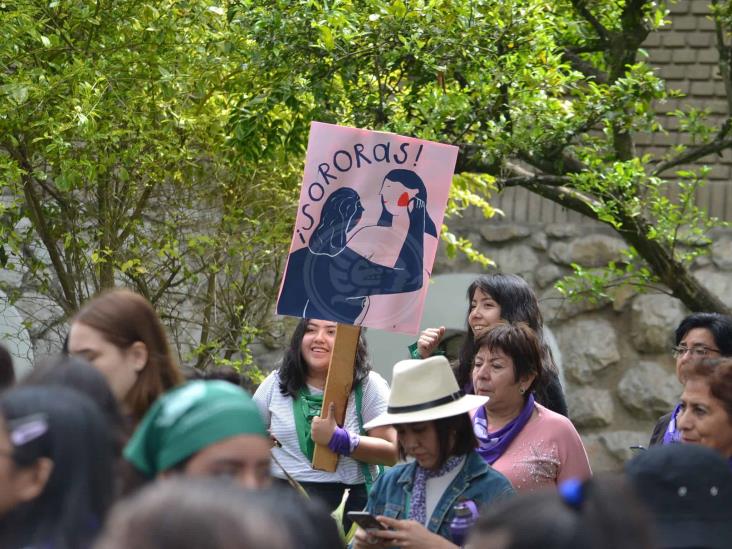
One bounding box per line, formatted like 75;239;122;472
649;411;673;447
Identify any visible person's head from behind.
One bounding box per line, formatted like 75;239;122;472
472;322;543;413
308;187;364;255
124;380;271;490
469;476;654;549
94;478;291;549
0;385;114;548
67;289;183;424
241;484;344;549
363;355;486;471
625;443;732;549
677;357;732;459
0;345;14;390
24;355;125;446
673;313;732;382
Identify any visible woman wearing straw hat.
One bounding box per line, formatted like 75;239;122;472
351;356;514;549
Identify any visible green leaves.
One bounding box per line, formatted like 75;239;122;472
0;0;297;376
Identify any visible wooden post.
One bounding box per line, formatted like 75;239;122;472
312;323;361;471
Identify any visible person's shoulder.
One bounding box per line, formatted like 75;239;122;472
649;411;673;446
361;370;390;396
379;461;412;482
529;403;581;437
253;370;280;395
365;370;389;386
366;461;411;498
534;402;574;426
263;369;281;384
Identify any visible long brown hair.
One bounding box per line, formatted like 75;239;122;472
72;289;183;424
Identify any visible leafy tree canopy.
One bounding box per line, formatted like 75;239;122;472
0;0;300;374
229;0;732;314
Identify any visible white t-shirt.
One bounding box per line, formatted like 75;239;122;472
424;456;465;524
253;370;390;484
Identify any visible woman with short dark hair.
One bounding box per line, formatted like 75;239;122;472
352;355;514;549
0;385;115;549
649;312;732;446
677;357;732;460
471;323;590;492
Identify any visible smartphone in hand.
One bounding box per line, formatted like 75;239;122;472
347;511;386;531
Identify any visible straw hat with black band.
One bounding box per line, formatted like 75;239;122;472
364;356;488;430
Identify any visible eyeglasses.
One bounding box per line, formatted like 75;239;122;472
671;345;720;359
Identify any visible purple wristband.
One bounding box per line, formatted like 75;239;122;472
328;426;359;456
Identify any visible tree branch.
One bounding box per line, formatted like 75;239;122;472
501;177;601;219
561;50;609;84
117;181;155;244
570;0;610;43
652;134;732;176
12;149;78;314
712;0;732;116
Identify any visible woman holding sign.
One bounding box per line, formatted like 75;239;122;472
253;318;398;531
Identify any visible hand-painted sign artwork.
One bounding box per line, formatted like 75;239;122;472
277;121;458;334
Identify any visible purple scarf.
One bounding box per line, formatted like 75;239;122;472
409;456;463;525
474;394;535;464
662;403;682;445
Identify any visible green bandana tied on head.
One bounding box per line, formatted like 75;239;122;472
124;380;268;477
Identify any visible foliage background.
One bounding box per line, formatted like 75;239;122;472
2;0;731;377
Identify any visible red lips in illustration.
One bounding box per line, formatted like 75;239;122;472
397;192;410;207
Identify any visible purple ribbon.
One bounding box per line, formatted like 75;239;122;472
662;403;682;445
474;394;535;464
328;426;359;456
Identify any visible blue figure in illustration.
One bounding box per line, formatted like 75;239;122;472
277;169;435;325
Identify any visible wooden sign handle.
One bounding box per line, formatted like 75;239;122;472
312;323;361;472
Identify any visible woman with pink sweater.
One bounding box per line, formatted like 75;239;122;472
471;322;591;492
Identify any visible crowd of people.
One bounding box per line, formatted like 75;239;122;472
0;276;731;549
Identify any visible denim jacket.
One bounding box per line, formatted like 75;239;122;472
363;451;514;544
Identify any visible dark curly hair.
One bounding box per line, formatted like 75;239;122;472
278;319;371;397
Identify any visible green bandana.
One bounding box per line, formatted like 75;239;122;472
124;380;268;477
293;387;324;461
292;382;382;493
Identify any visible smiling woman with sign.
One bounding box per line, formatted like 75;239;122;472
253;318;398;531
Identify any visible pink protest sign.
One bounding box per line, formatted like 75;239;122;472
276;121;458;334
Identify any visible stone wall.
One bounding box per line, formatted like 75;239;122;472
437;207;732;471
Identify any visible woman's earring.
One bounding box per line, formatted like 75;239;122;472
519;387;525;395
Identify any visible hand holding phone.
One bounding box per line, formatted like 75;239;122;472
347;511;386;531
